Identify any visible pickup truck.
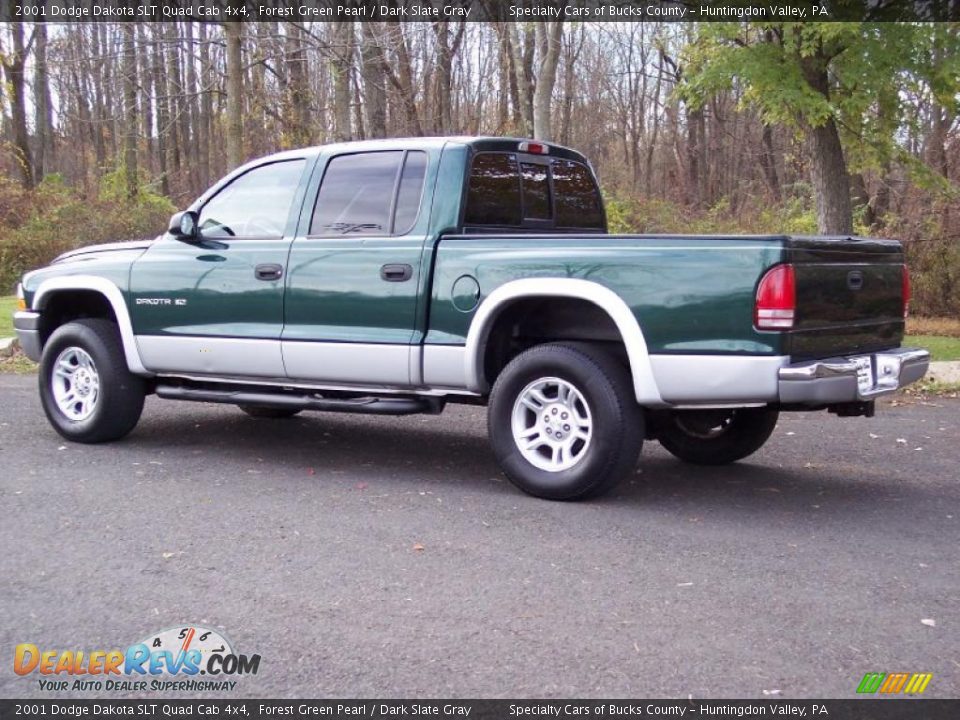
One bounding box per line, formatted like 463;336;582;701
13;137;929;500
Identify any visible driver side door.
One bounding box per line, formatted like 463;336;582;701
130;158;310;378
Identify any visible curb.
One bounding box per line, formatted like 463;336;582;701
0;336;18;358
927;360;960;385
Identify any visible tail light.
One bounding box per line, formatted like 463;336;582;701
518;141;549;155
755;263;796;330
902;264;911;319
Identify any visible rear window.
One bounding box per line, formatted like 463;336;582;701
521;162;551;220
464;152;604;230
464;153;521;227
553;160;604;229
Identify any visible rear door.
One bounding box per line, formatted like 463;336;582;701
786;236;906;359
282;149;430;386
131;158;309;377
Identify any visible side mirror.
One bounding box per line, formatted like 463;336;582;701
168;210;199;241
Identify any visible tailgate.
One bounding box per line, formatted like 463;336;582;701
785;236;905;359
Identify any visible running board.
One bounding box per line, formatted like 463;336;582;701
155;384;444;416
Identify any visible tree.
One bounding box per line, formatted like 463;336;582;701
121;24;139;198
224;21;244;169
34;21;54;181
682;23;946;234
0;24;35;188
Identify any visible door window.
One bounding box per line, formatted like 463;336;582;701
393;152;428;235
310;152;403;236
199;160;306;239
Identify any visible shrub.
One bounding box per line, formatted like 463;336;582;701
0;175;174;293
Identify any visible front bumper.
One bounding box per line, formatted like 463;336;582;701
779;347;930;404
13;311;41;362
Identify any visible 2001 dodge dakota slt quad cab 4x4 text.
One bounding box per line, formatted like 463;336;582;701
14;137;929;500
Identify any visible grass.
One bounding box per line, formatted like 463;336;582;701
0;295;18;337
0;348;36;374
905;335;960;362
904;378;960;398
907;316;960;338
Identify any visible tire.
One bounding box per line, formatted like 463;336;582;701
239;405;302;419
488;342;644;500
656;407;779;466
39;319;145;443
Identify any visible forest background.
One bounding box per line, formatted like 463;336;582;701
0;19;957;318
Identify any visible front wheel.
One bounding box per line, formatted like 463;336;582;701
39;319;145;443
488;343;644;500
655;407;779;466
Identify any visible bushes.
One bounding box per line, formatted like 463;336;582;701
604;192;823;236
0;173;174;292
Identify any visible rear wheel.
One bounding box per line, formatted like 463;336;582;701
488;343;643;500
239;405;302;419
656;407;779;466
39;319;145;443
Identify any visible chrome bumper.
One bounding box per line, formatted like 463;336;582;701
13;311;41;362
779;347;930;404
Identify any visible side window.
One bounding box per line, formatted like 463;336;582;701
393;152;428;235
552;160;604;229
199;160;305;239
464;153;521;227
310;152;403;236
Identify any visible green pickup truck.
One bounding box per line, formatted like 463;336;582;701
13;137;929;500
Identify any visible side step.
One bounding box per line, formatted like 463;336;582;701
155;384;445;416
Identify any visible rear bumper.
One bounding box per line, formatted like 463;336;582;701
13;311;41;362
778;347;929;404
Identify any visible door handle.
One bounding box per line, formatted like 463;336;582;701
255;263;284;281
380;263;413;282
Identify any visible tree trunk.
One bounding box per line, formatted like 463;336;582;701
286;23;313;147
379;20;422;136
184;22;200;194
507;24;534;137
532;21;563;142
152;26;169;196
34;22;55;181
165;24;183;178
807;118;853;234
360;23;387;139
801;60;853;234
224;21;244;169
759;125;781;201
197;23;212;187
1;23;35;188
121;24;139;198
330;21;354;142
137;24;154;177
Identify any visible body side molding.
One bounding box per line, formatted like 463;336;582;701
463;278;664;405
32;275;152;376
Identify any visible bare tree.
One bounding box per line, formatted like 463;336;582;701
224;21;244;168
1;24;35;188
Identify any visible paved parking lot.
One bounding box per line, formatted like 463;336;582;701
1;373;957;698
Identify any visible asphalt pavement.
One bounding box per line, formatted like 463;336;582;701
1;373;957;698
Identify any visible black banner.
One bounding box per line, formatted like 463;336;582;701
2;700;960;720
2;0;959;23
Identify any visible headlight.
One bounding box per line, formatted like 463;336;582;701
16;283;27;311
